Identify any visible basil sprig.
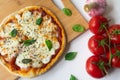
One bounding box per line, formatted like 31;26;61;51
65;52;77;60
62;8;72;16
24;39;36;46
36;18;42;25
45;40;52;51
70;74;78;80
9;29;17;37
72;24;85;32
22;59;32;64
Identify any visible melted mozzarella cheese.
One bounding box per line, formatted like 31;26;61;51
2;23;17;37
0;37;19;61
15;11;60;69
22;11;32;20
16;52;31;69
0;10;60;69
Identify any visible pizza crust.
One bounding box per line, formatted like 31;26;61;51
0;6;66;77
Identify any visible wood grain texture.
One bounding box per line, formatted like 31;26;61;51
0;0;88;80
0;65;19;80
61;0;88;42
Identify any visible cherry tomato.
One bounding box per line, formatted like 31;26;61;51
107;46;120;68
109;25;120;44
88;35;108;55
86;55;109;78
89;15;109;35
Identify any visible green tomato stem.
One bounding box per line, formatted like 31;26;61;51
103;65;108;75
102;24;112;67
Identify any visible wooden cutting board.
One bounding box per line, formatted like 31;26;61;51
0;0;88;80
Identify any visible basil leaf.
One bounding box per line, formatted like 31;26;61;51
9;29;17;37
70;74;78;80
22;59;32;64
62;8;72;16
24;39;36;46
65;52;77;60
45;40;52;51
36;18;42;25
72;24;85;32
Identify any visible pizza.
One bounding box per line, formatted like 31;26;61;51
0;6;66;77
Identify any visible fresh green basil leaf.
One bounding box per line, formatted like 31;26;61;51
62;8;72;16
9;29;17;37
65;52;77;60
22;59;32;64
36;18;42;25
24;39;36;46
45;40;52;51
72;24;85;32
70;74;78;80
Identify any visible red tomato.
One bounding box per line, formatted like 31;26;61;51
109;25;120;44
107;46;120;68
89;16;109;35
88;35;108;55
86;55;109;78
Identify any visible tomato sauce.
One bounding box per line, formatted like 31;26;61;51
9;57;20;71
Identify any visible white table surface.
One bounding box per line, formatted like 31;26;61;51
20;0;120;80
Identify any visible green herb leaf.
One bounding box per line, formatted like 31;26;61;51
36;18;42;25
22;59;32;64
45;40;52;51
24;39;36;46
70;74;78;80
65;52;77;60
9;29;17;37
62;8;72;16
72;24;85;32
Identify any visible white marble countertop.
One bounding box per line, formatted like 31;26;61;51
20;0;120;80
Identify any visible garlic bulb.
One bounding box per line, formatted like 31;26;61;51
84;0;107;17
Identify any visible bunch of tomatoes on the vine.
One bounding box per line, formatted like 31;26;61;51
86;15;120;78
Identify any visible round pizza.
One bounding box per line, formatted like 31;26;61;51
0;6;66;77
